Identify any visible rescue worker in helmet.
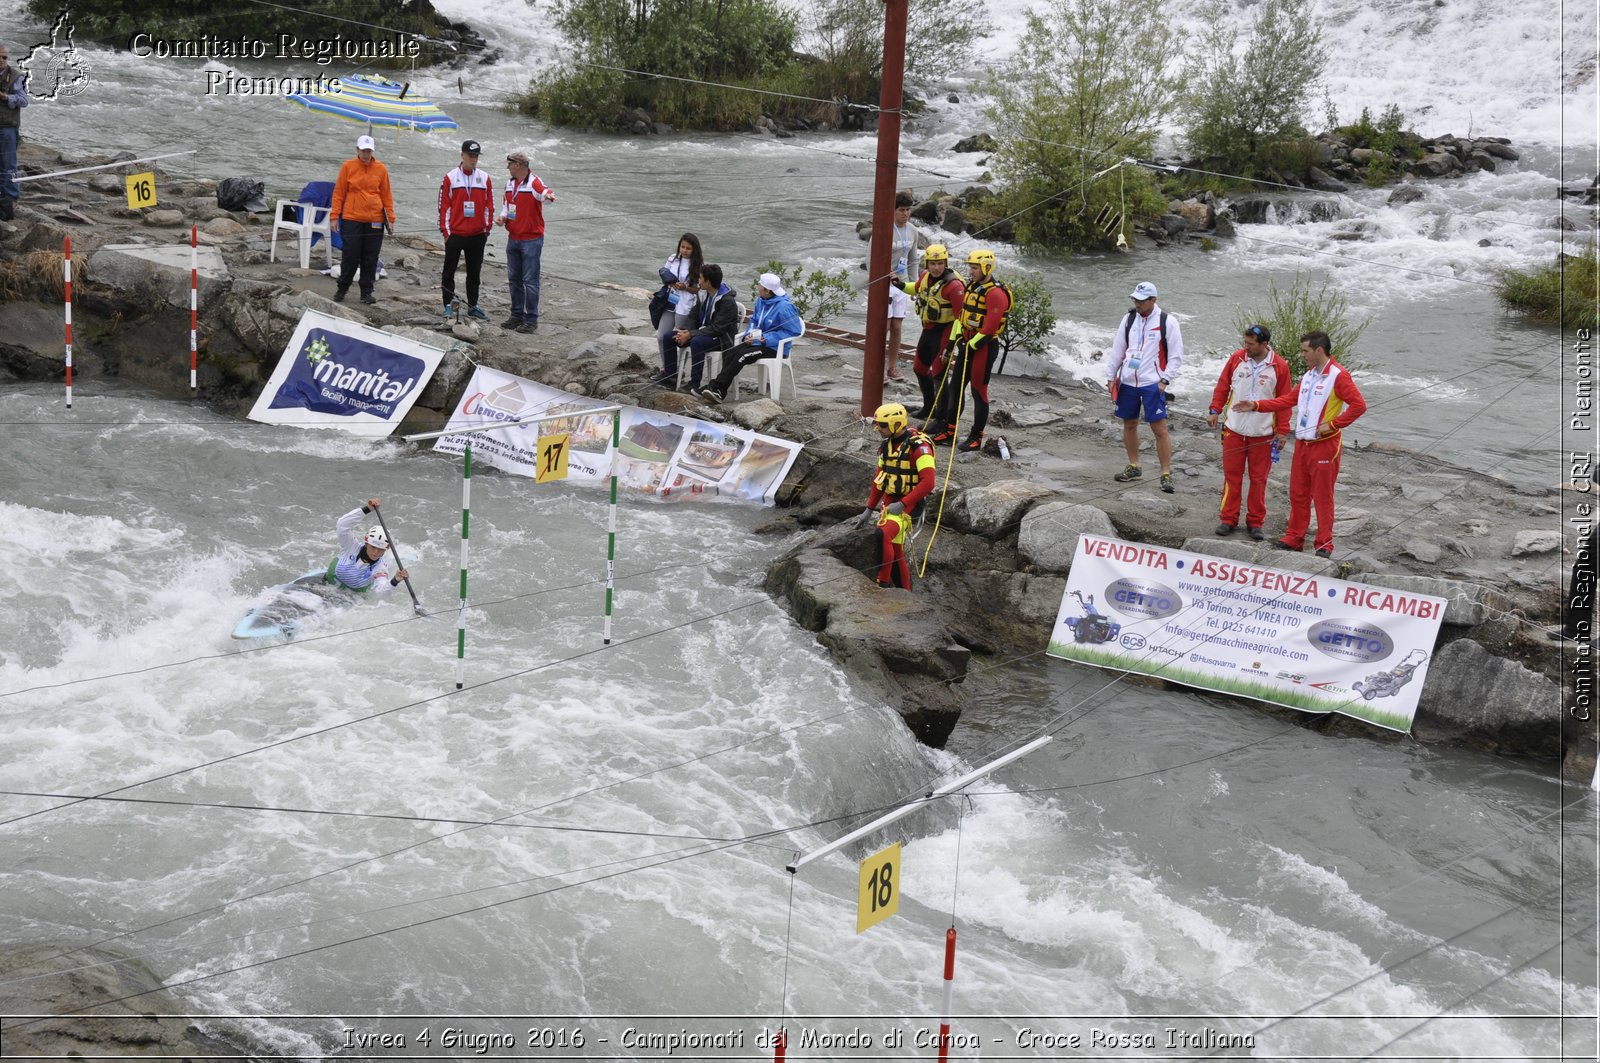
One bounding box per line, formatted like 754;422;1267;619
329;497;409;593
848;403;937;589
899;242;966;423
931;248;1009;452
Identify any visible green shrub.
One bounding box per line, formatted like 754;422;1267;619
1498;245;1600;332
1234;273;1371;376
760;260;854;323
1000;274;1056;358
986;0;1184;253
1180;0;1324;178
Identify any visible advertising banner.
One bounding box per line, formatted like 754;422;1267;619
434;367;802;505
247;310;445;437
1047;536;1448;732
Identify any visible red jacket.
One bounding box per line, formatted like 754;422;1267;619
1209;347;1293;437
503;173;553;240
438;165;494;237
1256;360;1367;442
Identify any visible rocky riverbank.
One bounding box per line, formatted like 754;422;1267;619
2;141;1592;784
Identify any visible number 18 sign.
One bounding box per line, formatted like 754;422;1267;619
856;842;901;933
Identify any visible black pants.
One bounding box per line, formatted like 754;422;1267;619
442;232;488;308
337;220;385;298
706;341;775;396
932;336;998;438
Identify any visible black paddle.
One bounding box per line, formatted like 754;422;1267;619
370;503;426;616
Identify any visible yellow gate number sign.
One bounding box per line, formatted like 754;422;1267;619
125;172;157;210
536;433;570;483
856;842;901;933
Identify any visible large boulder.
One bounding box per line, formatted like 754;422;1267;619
1017;501;1116;572
948;480;1056;537
1348;572;1501;626
1416;639;1561;756
766;547;969;747
731;397;784;430
85;242;231;311
269;288;364;324
952;133;997;153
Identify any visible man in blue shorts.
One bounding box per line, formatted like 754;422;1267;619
1105;281;1185;493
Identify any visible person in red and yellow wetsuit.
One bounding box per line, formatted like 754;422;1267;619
900;243;965;422
850;403;937;589
932;248;1009;452
1207;323;1292;540
1233;330;1366;559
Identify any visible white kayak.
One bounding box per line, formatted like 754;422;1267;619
231;568;359;641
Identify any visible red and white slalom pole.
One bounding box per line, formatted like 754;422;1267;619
63;235;73;408
189;225;198;389
936;927;957;1063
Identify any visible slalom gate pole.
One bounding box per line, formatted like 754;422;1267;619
936;927;957;1063
603;411;619;645
189;226;198;390
63;235;72;408
456;441;471;689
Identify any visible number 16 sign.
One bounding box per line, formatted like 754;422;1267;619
856;842;901;933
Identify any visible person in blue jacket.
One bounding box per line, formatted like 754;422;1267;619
699;271;802;404
329;497;409;593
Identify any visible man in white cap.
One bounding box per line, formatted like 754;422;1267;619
699;271;803;403
1105;280;1184;492
329;134;396;305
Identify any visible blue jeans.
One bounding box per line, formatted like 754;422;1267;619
0;127;18;201
506;236;543;323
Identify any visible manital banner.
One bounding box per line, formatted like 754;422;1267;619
247;310;445;437
1047;536;1448;732
433;367;803;505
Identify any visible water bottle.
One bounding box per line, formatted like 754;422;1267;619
998;437;1011;461
1271;438;1281;464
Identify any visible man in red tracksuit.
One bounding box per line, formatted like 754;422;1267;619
1233;330;1366;559
438;139;495;322
1207;323;1292;540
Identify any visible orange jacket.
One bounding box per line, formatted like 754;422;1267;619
330;156;396;225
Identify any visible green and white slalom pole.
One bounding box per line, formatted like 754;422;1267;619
604;411;620;645
457;440;472;689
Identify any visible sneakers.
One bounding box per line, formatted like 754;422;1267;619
442;306;454;321
1275;540;1302;552
957;436;983;453
1315;548;1333;558
1160;473;1174;494
648;371;676;387
360;293;377;305
518;320;539;333
1215;522;1235;536
1113;464;1142;482
468;305;489;321
499;316;521;329
700;387;723;404
333;287;348;303
886;367;905;382
1247;526;1265;541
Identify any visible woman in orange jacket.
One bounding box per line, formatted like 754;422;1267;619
330;134;396;305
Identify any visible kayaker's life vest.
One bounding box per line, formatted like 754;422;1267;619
327;553;377;593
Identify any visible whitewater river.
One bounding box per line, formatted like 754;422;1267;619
0;0;1596;1057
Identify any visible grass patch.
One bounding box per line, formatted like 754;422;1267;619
0;251;67;301
1048;642;1415;732
1497;244;1600;332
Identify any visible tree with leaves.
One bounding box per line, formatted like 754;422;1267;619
1180;0;1323;177
986;0;1185;250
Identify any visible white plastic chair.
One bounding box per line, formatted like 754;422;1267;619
270;199;334;270
750;318;805;401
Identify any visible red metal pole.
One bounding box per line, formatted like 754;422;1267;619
63;235;73;409
189;225;198;390
860;0;908;417
936;926;956;1063
774;1025;786;1062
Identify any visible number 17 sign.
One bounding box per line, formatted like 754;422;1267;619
856;842;901;933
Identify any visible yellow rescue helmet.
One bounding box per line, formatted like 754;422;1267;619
924;243;949;262
873;402;909;435
967;248;996;276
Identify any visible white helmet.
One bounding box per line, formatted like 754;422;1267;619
364;526;389;550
